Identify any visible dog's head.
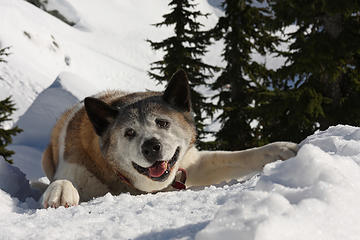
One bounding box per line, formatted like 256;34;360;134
84;70;196;192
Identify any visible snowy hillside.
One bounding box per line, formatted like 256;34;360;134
1;125;360;240
0;0;221;128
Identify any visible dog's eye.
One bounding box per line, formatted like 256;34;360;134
155;119;170;129
124;128;136;139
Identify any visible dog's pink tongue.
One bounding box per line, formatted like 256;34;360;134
149;161;167;178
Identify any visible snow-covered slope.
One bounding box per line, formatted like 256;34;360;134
0;0;220;128
10;72;83;179
1;125;360;240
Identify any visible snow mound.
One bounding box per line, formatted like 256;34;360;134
0;160;40;202
10;72;85;180
0;189;17;215
6;145;44;181
0;125;360;240
13;72;81;150
196;125;360;240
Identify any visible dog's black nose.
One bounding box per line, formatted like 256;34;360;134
142;138;162;163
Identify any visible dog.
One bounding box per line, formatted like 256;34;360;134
41;70;298;208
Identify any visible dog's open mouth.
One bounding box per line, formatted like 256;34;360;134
132;147;180;181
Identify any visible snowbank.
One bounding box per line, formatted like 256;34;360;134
13;72;81;150
197;126;360;240
10;72;84;179
0;125;360;240
0;160;40;202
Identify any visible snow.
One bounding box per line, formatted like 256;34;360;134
0;160;40;202
13;73;79;149
1;125;360;240
42;0;82;27
9;72;82;179
1;0;360;239
0;0;219;128
197;128;360;240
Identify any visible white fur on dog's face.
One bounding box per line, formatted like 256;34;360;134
101;101;195;192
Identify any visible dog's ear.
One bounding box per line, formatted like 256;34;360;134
163;70;191;112
84;97;118;136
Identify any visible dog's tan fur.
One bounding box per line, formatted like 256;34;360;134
42;92;122;182
42;91;146;200
41;71;298;208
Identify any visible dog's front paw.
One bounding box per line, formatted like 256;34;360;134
262;142;299;162
42;179;80;208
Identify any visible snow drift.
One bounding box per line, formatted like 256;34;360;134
197;125;360;240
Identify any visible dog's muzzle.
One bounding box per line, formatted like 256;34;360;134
132;147;180;181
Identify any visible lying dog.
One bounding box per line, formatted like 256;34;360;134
41;70;298;208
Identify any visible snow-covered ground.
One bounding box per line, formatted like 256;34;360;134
1;1;360;239
1;125;360;240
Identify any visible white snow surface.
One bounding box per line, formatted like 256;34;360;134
10;72;82;179
42;0;82;26
1;125;360;240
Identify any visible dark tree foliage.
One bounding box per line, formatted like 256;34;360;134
258;0;360;143
0;47;23;164
0;97;23;164
147;0;219;147
210;0;278;150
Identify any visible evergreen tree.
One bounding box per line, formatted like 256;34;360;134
211;0;278;150
0;47;23;163
147;0;219;146
258;0;360;143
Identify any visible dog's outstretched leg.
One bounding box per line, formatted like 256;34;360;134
181;142;299;187
42;179;80;208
